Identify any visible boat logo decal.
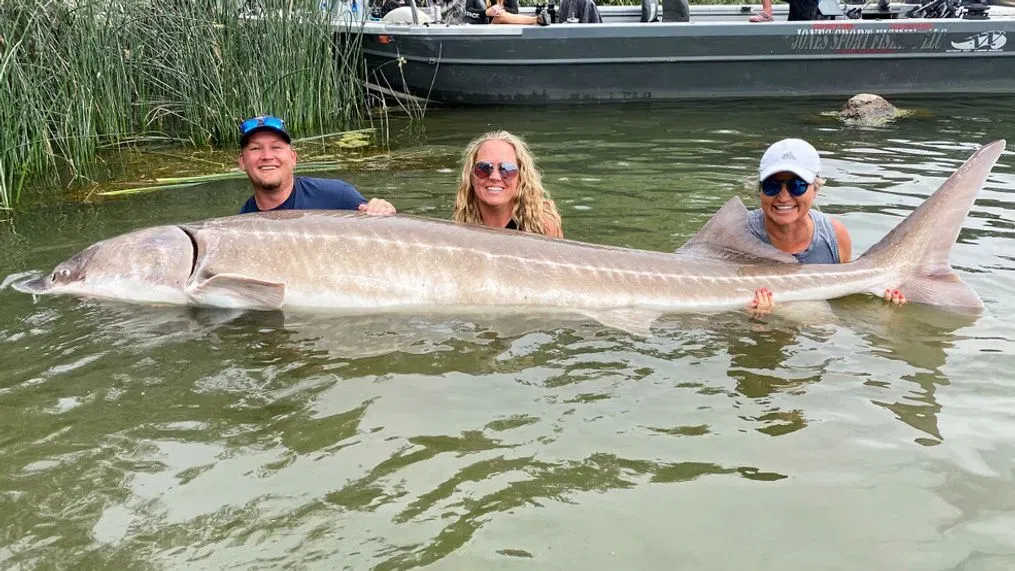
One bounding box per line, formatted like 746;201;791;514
948;31;1006;52
791;25;948;53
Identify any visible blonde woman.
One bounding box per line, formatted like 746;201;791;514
452;131;564;238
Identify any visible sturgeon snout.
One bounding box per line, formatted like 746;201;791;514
15;226;195;305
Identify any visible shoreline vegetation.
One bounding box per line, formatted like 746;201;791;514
1;0;367;211
2;0;751;212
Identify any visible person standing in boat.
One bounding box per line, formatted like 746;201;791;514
749;0;820;22
452;131;564;237
237;115;396;215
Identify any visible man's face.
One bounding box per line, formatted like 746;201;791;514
238;130;297;192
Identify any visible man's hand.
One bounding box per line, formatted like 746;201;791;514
358;198;396;216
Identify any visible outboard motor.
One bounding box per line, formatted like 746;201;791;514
961;0;989;19
906;0;961;18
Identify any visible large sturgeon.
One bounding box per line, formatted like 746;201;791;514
13;141;1005;333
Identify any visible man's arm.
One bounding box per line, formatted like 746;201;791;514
305;178;396;215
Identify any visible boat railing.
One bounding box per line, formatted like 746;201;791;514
359;0;997;26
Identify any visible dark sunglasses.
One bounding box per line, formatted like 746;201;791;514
240;115;286;135
473;161;519;181
761;176;810;197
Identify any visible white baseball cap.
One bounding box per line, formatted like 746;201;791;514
758;138;821;183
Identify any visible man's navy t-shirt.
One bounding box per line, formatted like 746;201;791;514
240;177;366;214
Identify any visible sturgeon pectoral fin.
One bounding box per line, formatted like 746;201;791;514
582;308;662;337
186;273;285;310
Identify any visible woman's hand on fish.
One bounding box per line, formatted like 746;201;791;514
749;287;774;317
883;288;907;305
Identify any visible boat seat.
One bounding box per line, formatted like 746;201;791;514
661;0;689;21
557;0;603;23
381;6;434;22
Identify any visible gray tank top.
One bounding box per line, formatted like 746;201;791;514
747;209;841;264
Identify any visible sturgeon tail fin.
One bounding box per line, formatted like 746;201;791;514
857;140;1005;311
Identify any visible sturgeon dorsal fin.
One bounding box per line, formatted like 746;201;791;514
676;197;799;264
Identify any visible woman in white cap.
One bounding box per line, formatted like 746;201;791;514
747;138;851;265
746;138;907;313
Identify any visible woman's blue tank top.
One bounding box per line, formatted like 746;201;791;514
747;209;841;264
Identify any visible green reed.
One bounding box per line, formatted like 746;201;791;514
0;0;367;210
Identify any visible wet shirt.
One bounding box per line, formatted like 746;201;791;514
240;177;366;214
747;209;841;264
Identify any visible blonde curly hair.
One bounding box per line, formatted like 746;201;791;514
452;130;562;237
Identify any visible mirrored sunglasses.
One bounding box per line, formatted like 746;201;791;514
473;161;519;181
240;115;286;135
761;176;810;197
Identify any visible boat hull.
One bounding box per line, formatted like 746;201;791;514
357;7;1015;103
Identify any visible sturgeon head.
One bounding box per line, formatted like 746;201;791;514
14;225;194;305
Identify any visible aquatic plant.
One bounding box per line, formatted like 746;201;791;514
0;0;367;210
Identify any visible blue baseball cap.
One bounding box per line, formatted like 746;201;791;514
239;115;291;147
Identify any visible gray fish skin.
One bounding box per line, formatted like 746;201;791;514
13;141;1005;329
14;225;193;304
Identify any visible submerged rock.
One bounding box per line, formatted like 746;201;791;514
834;93;914;126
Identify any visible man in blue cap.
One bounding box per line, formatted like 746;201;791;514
237;115;396;215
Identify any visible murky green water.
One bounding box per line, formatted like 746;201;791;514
2;98;1015;570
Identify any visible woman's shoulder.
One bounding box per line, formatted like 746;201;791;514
810;210;852;263
810;210;847;237
541;212;563;238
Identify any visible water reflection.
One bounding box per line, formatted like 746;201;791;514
3;98;1015;569
838;301;980;446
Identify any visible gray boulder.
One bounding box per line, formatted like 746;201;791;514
836;93;912;126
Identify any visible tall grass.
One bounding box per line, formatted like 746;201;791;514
0;0;367;210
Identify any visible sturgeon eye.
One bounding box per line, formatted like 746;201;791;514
53;268;73;282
